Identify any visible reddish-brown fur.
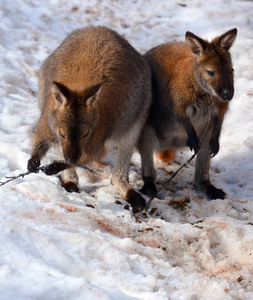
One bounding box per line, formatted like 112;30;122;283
138;29;237;199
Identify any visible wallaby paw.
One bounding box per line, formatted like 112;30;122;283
62;181;80;193
140;182;157;197
206;185;226;200
209;139;220;157
187;132;199;153
27;156;40;173
125;189;146;210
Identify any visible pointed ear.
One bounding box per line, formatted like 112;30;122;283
215;28;237;51
51;81;70;107
85;83;102;109
186;31;207;57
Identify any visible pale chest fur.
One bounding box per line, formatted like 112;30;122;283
186;100;219;133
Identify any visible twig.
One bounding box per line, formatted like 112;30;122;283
0;160;96;187
1;171;30;186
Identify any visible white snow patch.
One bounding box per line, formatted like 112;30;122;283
0;0;253;299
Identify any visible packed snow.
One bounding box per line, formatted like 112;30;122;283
0;0;253;299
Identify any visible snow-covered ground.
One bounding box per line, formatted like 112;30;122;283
0;0;253;299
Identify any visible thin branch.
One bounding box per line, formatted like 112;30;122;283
1;171;30;186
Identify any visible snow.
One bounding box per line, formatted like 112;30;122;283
0;0;253;299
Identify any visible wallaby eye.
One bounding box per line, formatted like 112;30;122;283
59;129;65;139
83;130;89;139
206;70;215;77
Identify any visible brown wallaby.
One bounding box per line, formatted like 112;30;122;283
27;26;151;209
138;28;237;200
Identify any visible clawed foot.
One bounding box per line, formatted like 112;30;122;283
61;181;80;193
126;189;146;211
206;185;226;200
140;182;157;197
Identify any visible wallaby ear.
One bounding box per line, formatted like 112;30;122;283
85;83;102;109
186;31;207;57
215;28;237;50
51;81;70;107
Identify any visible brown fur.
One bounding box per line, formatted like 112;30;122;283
138;29;237;199
28;26;151;208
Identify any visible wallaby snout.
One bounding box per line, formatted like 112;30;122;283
62;144;82;164
215;72;234;101
220;88;234;101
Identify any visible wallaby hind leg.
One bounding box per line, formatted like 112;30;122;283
194;142;226;199
112;147;146;209
111;133;147;209
138;125;157;197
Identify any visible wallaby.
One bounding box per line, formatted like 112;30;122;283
28;26;151;209
138;28;237;200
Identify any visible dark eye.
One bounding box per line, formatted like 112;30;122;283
59;129;65;139
83;130;89;139
206;70;215;77
231;68;234;74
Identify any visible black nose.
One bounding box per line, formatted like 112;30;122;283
221;89;233;101
65;156;80;164
64;152;81;165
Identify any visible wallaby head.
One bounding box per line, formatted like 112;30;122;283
186;28;237;101
51;81;101;164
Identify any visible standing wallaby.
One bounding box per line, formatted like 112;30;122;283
138;28;237;200
27;26;151;209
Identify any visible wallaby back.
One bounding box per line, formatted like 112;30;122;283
28;26;151;208
139;29;237;200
